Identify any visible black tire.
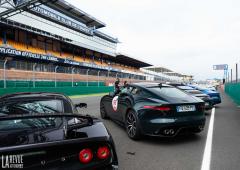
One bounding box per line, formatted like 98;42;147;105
100;102;109;119
125;110;141;140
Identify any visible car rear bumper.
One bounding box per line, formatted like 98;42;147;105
140;115;206;137
204;101;214;110
25;163;118;170
210;96;221;105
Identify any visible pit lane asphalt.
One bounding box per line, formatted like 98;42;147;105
72;90;240;170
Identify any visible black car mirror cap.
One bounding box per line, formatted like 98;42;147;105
109;92;115;97
75;103;88;109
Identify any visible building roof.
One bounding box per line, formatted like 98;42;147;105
45;0;106;29
0;0;106;29
146;67;173;73
115;53;152;68
146;67;193;78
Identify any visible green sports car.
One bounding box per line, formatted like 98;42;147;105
100;83;206;140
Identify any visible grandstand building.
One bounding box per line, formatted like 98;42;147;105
145;67;193;82
0;0;151;86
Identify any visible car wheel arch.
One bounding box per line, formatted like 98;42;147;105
124;108;142;140
124;108;137;122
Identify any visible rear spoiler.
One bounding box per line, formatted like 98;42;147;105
0;113;93;125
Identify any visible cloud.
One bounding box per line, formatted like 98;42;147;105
67;0;240;80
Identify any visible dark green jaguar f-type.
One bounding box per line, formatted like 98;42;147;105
100;83;206;140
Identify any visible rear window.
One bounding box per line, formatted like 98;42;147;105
185;90;203;94
0;99;64;116
0;99;64;132
0;117;62;131
178;86;194;90
148;86;190;99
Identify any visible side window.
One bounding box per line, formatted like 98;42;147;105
131;87;141;95
121;86;133;94
131;88;150;98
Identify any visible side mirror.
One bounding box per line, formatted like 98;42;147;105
75;103;87;109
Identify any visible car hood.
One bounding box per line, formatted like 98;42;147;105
0;120;109;148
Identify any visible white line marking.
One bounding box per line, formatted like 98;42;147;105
201;108;216;170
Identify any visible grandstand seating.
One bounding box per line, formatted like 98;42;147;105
0;39;141;73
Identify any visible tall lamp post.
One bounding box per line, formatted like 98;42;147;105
86;69;90;87
33;63;37;88
98;70;100;87
54;66;58;87
71;67;75;87
3;59;7;89
236;63;238;83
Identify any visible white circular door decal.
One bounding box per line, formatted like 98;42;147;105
112;96;119;112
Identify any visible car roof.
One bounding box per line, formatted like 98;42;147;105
177;85;194;90
167;83;186;86
131;82;172;88
0;92;68;100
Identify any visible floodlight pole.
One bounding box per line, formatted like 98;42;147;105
231;69;233;83
97;70;100;87
33;63;37;88
3;59;7;88
236;63;238;83
227;71;230;83
86;69;90;87
54;66;58;87
71;67;75;87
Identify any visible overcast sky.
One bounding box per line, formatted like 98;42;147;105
67;0;240;80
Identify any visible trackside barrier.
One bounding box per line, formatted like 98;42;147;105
0;80;105;88
0;86;114;96
225;83;240;105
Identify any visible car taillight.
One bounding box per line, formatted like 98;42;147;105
97;146;110;160
198;104;205;111
79;148;93;164
143;105;171;111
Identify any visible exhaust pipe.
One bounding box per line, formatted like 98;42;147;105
198;125;204;131
163;129;175;135
163;129;170;135
169;129;175;135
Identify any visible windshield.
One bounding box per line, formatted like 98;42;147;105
0;99;64;116
148;86;190;99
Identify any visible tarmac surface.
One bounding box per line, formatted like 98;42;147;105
72;89;240;170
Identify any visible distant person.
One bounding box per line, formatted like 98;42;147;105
123;81;128;88
114;78;121;94
121;81;129;93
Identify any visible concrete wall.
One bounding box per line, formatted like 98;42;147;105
0;86;114;96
